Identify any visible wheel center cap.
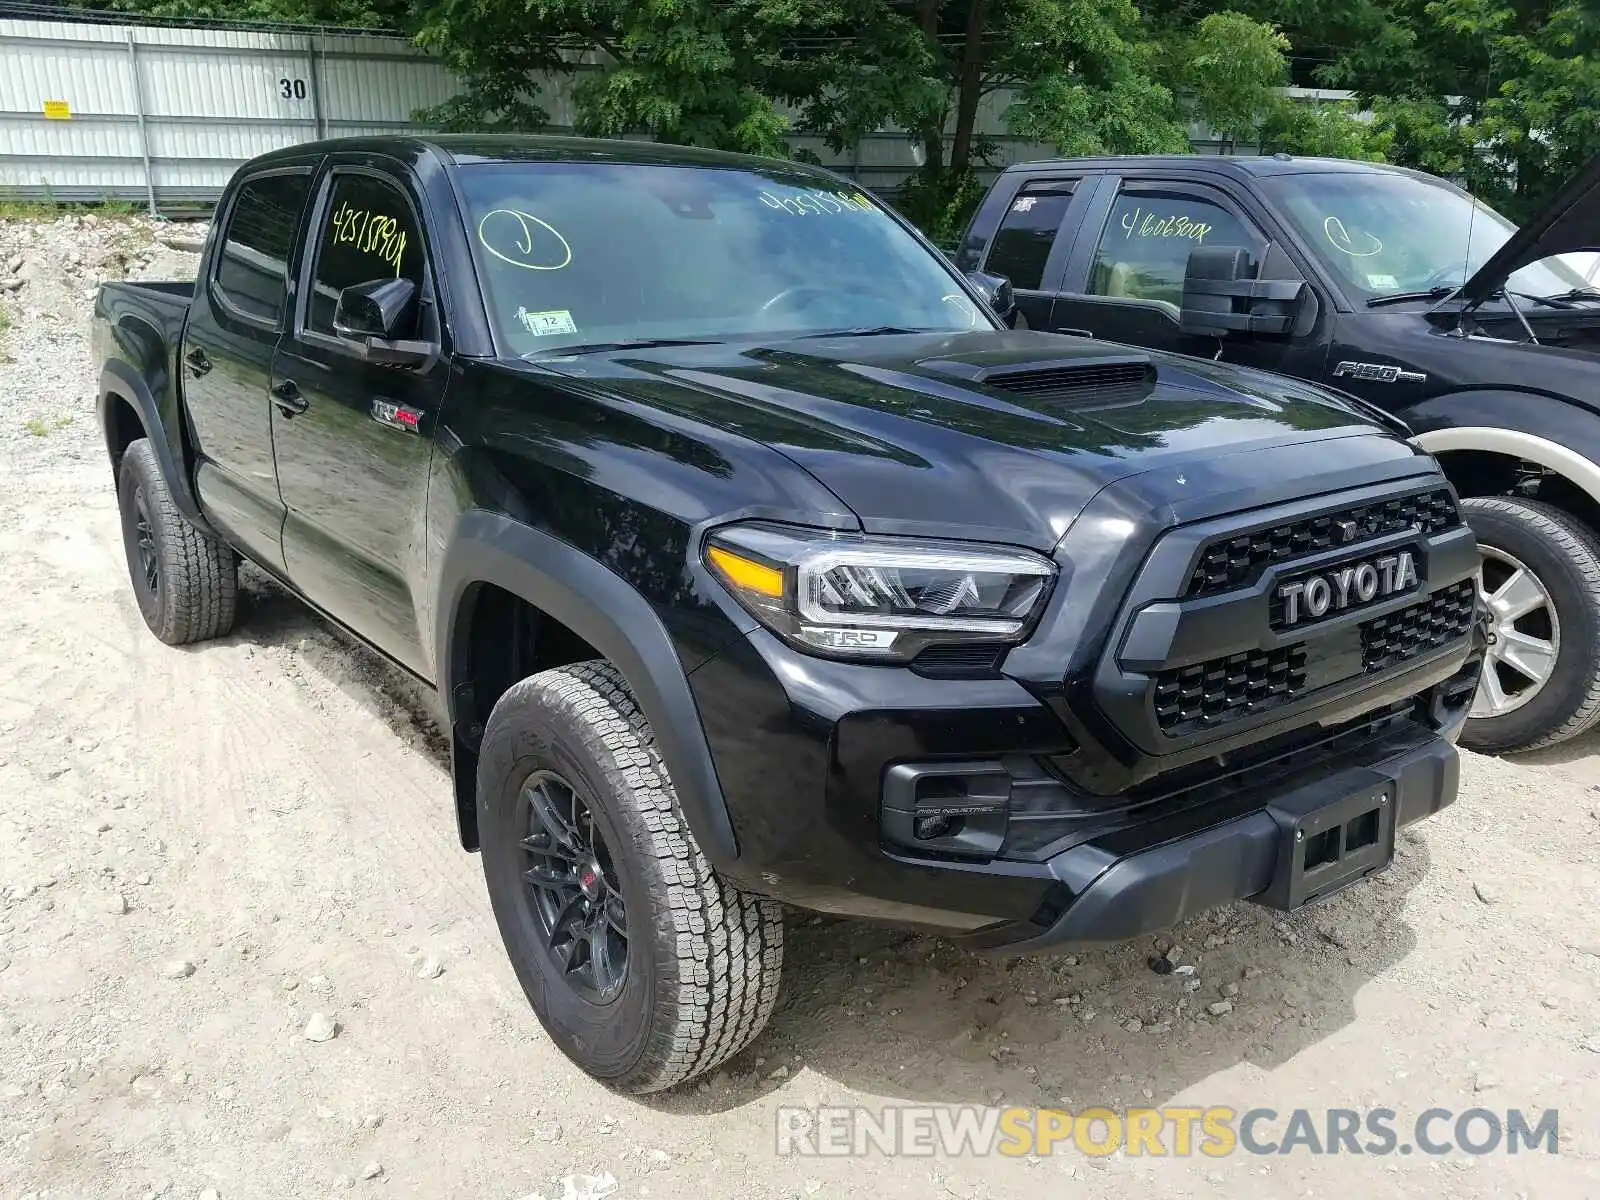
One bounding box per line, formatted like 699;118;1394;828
578;861;605;902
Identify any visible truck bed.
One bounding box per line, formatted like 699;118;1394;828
93;280;192;369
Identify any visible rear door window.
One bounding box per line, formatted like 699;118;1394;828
984;185;1076;290
212;172;311;326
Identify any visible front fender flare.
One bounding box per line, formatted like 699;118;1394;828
436;509;739;867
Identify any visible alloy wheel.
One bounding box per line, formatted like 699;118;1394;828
518;770;629;1003
133;488;160;600
1472;545;1560;719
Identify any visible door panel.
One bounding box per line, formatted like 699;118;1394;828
1049;176;1330;379
271;166;447;676
181;169;312;569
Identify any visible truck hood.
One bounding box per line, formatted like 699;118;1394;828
525;330;1410;550
1459;150;1600;305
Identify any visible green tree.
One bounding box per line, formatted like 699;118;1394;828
1259;98;1391;159
784;0;1197;241
93;0;396;24
408;0;798;153
1175;11;1291;151
1315;0;1600;220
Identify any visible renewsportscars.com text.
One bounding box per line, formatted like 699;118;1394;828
775;1105;1559;1158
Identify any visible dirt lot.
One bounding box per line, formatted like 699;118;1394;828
0;214;1597;1200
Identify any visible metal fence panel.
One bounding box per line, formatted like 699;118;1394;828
0;13;1288;212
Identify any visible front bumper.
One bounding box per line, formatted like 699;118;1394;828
688;622;1478;945
953;719;1456;952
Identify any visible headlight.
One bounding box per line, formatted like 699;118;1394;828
704;522;1057;660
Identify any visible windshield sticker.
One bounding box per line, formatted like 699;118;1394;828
1324;216;1383;257
477;209;573;271
1012;196;1038;213
1117;206;1213;245
330;202;408;278
516;307;577;337
758;188;880;216
1367;273;1400;290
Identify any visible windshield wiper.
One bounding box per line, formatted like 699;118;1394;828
793;325;940;338
1535;286;1600;304
1366;286;1458;308
522;337;721;358
1367;285;1574;310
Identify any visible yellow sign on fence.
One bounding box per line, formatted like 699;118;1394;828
43;100;71;120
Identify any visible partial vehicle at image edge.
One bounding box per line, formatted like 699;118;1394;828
956;150;1600;753
95;134;1484;1093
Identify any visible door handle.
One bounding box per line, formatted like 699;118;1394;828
1056;327;1095;338
271;379;309;417
184;347;211;377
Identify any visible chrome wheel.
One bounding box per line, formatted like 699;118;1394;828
1472;545;1559;719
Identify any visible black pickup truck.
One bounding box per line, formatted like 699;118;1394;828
958;152;1600;754
95;135;1482;1094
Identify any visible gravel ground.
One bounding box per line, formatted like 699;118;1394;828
0;213;1597;1200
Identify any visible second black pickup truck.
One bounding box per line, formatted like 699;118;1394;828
958;151;1600;754
96;135;1482;1093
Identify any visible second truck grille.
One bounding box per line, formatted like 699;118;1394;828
1154;645;1309;734
1186;489;1458;598
1361;580;1478;673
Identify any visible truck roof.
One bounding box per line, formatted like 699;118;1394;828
243;133;802;174
999;153;1434;182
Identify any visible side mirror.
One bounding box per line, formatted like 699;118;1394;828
333;278;432;367
964;270;1017;328
1179;246;1307;338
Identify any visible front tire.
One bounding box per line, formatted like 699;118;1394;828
116;438;238;645
1459;495;1600;753
478;661;783;1093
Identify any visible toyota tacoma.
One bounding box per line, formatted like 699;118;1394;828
94;135;1484;1093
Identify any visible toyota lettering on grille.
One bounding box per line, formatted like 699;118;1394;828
1277;551;1419;627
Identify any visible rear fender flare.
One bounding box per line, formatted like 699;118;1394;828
98;360;212;533
1411;425;1600;508
436;509;739;867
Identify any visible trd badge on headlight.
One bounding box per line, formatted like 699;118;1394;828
1277;550;1418;627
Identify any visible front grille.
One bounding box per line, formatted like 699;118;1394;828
1154;644;1309;735
1129;699;1420;808
1361;579;1478;673
982;359;1155;407
1186;489;1459;598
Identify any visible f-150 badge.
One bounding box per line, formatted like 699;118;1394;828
1332;360;1427;384
371;398;422;432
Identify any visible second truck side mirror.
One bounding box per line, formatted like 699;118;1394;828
1179;246;1309;339
333;278;433;367
964;270;1019;328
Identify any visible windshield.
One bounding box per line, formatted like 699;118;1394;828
454;161;990;354
1259;170;1589;303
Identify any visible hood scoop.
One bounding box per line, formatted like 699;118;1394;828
921;351;1157;410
